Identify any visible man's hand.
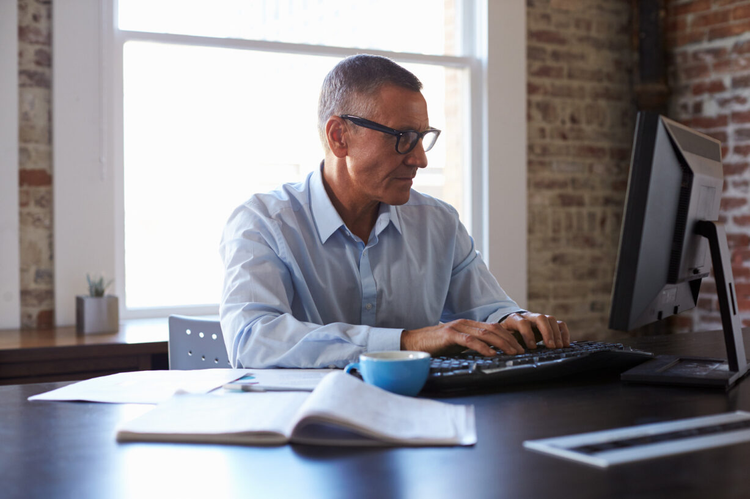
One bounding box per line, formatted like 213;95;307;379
400;319;525;357
501;311;570;350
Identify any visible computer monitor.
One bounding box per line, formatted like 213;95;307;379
609;112;749;389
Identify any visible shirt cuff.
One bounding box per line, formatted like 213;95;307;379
366;327;403;352
492;309;527;324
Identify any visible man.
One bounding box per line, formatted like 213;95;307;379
220;54;569;368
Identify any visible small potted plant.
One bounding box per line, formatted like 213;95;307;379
76;274;119;334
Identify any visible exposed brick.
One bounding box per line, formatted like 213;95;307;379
681;62;711;80
532;177;570;189
18;69;50;89
709;19;750;41
549;49;587;64
573;17;593;33
734;39;750;55
732;73;750;88
691;9;732;29
528;45;548;61
733;110;750;123
528;81;548;96
716;0;749;7
557;194;585;207
734;128;750;141
567;66;604;82
667;15;688;33
19;169;51;186
18;25;50;45
671;0;711;16
36;309;54;329
33;47;51;67
732;4;750;20
721;197;749;211
691;114;729;129
718;95;748;107
692;79;727;95
734;215;750;226
573;145;608;159
549;83;587;99
669;29;709;48
707;130;728;143
530;64;566;78
691;47;729;62
728;233;750;249
529;29;568;46
713;58;734;73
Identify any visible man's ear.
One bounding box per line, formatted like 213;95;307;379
326;117;348;158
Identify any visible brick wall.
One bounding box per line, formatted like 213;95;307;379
18;0;54;329
526;0;636;339
666;0;750;331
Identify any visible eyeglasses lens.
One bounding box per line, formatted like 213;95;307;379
422;131;438;152
397;130;439;154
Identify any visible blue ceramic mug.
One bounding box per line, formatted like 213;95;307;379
344;351;431;396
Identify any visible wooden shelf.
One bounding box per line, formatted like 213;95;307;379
0;318;169;385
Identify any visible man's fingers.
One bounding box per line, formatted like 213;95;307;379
558;321;571;346
513;320;538;350
529;314;561;349
457;333;496;356
450;321;523;355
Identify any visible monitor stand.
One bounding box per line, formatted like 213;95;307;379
621;221;750;389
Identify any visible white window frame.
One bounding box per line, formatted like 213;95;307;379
0;0;20;329
54;0;526;326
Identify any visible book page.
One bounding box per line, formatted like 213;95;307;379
290;371;476;446
116;390;309;445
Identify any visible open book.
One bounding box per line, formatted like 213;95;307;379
116;371;476;446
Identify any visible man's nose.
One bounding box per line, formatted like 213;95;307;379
405;141;429;168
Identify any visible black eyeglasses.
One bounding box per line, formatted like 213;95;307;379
340;115;441;155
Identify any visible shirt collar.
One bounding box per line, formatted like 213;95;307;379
311;161;404;244
311;162;345;244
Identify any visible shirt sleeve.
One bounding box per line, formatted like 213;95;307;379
440;215;523;324
219;203;402;369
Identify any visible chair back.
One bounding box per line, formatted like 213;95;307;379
168;315;231;369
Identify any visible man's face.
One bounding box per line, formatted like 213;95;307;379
343;84;430;207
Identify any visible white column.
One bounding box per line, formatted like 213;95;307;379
54;0;117;326
0;1;21;329
485;0;528;307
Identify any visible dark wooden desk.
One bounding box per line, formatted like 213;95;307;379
3;329;750;499
0;319;169;385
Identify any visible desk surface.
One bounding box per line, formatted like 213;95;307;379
4;330;750;499
0;319;169;384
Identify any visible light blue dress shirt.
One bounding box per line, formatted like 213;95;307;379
219;165;521;368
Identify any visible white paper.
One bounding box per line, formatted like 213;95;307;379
28;369;250;404
225;369;336;391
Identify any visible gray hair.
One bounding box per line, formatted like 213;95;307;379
317;54;423;150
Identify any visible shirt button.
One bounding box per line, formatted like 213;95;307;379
365;303;373;310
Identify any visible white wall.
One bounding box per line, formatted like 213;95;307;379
485;0;528;308
0;1;20;329
54;0;117;326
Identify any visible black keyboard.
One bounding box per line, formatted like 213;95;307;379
423;341;654;392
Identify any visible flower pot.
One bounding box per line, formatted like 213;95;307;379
76;295;119;334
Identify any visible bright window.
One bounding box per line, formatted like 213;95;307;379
117;0;473;315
